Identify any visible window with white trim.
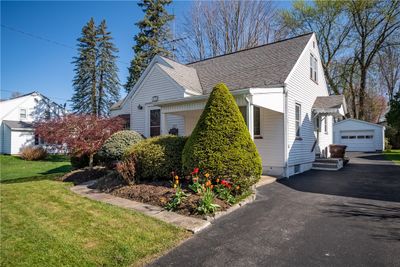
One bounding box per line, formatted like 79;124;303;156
239;106;261;136
295;103;301;137
310;54;318;82
324;116;328;133
20;109;27;119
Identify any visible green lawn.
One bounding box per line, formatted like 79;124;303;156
384;149;400;165
0;155;189;266
0;155;72;181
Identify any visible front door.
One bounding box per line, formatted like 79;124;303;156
150;109;161;137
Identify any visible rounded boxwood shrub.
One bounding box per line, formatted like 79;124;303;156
98;130;143;165
182;83;262;191
126;135;188;181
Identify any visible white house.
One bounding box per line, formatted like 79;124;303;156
111;33;347;177
333;119;385;152
0;92;66;154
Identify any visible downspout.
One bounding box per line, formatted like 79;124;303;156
283;83;289;178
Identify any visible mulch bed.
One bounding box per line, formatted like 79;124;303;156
89;174;230;218
59;167;108;185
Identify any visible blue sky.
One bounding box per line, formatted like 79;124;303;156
1;1;291;107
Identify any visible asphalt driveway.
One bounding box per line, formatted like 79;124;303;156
151;152;400;267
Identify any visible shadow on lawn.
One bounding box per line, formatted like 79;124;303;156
0;165;71;184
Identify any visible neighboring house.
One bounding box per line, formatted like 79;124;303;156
111;33;347;177
333;119;385;152
0;92;66;154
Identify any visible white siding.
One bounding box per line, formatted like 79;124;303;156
110;100;130;117
333;119;384;151
11;130;34;154
129;65;185;137
255;108;285;176
183;110;202;136
285;34;331;175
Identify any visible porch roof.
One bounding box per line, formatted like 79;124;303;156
312;95;347;117
155;87;285;114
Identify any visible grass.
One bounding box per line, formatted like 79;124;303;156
0;155;72;181
0;155;190;266
384;149;400;165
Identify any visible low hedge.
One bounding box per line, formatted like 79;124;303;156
98;130;143;166
125;135;188;181
20;146;48;161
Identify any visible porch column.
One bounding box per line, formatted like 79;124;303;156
247;102;254;140
160;112;167;135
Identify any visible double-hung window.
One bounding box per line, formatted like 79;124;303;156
295;103;301;138
310;54;318;82
20;109;27;119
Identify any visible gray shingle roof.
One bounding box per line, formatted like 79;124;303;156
110;100;123;110
159;57;203;94
313;95;345;109
188;33;313;94
3;120;34;130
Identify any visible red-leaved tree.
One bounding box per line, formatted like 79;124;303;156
35;114;124;168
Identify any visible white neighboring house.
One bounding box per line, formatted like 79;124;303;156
0;92;66;154
333;119;385;152
111;33;347;177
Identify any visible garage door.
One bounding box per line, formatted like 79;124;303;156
339;130;375;152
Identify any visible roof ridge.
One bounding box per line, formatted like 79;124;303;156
187;32;314;65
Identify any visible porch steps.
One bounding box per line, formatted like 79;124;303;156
312;158;343;171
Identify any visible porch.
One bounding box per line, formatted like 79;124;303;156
156;87;287;176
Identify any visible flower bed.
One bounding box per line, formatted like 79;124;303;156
88;167;248;218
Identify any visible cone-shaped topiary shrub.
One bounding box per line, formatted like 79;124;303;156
98;130;143;166
182;83;262;191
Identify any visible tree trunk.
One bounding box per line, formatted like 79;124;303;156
359;68;367;120
89;153;94;169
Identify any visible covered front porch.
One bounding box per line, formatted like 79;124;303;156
156;87;287;176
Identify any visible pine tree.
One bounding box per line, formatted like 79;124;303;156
97;20;120;116
71;18;98;115
71;18;120;116
125;0;174;92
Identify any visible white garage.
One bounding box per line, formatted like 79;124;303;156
333;119;385;152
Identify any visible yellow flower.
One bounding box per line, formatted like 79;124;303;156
174;175;179;180
216;178;220;183
175;180;179;185
205;173;210;178
236;185;240;190
173;184;177;188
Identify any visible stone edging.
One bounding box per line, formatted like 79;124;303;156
70;175;276;234
71;181;210;233
205;175;276;222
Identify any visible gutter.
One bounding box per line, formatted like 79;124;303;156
155;88;252;106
